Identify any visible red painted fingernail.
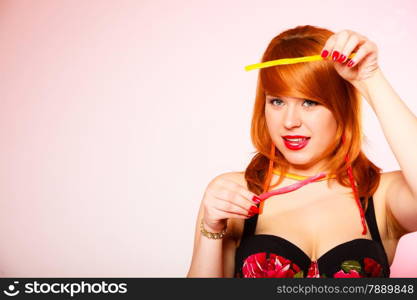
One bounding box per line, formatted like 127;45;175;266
347;60;355;67
252;195;262;204
337;54;346;63
249;205;259;215
332;51;339;61
321;50;329;58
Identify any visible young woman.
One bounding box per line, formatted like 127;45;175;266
187;25;417;278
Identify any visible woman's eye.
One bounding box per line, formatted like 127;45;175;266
303;99;318;107
268;98;318;107
269;98;284;106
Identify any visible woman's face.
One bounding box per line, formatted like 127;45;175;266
265;95;338;169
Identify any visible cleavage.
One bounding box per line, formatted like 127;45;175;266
252;233;374;262
253;190;371;260
253;209;373;261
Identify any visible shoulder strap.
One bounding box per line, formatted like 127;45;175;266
364;196;383;244
241;214;259;237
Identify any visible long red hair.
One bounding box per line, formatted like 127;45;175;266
244;25;382;234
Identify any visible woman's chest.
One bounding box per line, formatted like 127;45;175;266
232;174;398;266
252;190;374;260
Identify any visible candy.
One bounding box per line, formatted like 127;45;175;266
252;172;326;203
244;53;356;71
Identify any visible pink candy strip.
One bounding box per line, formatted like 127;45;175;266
252;173;326;204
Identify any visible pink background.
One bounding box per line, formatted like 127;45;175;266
0;0;416;277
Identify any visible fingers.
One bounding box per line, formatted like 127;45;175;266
214;198;255;218
204;175;263;226
220;177;259;205
212;207;249;220
321;34;336;59
211;178;260;217
338;34;360;64
213;187;258;215
325;31;350;62
345;40;377;69
321;30;373;68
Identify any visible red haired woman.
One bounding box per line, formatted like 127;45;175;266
187;25;416;278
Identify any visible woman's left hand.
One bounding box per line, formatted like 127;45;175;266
320;30;380;85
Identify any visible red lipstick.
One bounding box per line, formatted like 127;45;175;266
282;135;310;150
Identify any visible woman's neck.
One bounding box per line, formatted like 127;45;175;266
286;162;330;177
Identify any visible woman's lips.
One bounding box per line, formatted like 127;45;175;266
282;136;310;150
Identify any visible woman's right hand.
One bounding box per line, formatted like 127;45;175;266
201;176;261;232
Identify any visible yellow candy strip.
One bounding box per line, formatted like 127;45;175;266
244;53;356;71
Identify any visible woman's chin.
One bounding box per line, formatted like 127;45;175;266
283;154;315;168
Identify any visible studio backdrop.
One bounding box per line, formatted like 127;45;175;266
0;0;416;277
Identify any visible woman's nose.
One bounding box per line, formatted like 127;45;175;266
283;106;301;129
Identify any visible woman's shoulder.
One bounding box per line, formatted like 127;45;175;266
212;171;245;182
210;171;248;192
379;170;404;183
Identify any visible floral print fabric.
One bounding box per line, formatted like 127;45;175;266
237;252;384;278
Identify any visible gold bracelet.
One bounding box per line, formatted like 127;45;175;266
200;219;227;239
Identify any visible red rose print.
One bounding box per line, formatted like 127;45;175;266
363;257;383;277
306;261;320;278
333;269;362;278
242;252;302;278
